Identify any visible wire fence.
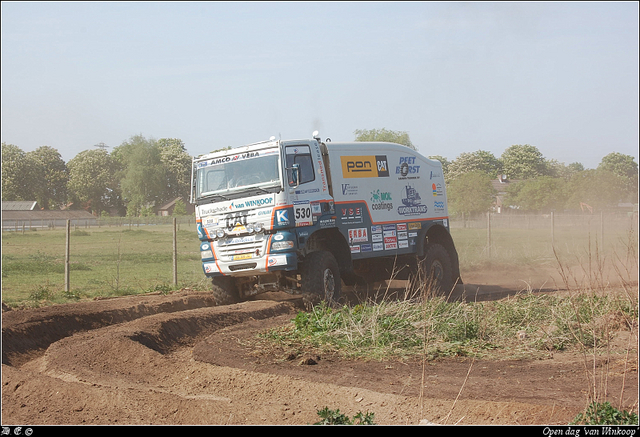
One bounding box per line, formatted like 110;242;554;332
2;215;196;232
451;211;638;253
1;211;637;304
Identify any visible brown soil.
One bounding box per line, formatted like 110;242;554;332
2;266;638;426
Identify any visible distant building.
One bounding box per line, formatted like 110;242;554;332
490;175;520;213
156;197;195;217
2;201;40;211
2;201;97;229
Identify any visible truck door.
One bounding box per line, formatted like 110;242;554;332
284;142;332;229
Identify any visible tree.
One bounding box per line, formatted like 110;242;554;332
26;146;68;209
157;138;192;201
172;199;187;216
67;149;120;215
546;159;584;181
447;150;502;182
500;144;548;180
354;128;416;150
447;171;497;217
505;176;567;213
598;152;638;201
112;135;167;217
1;143;38;201
564;169;628;211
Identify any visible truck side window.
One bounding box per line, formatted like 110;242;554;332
285;146;315;186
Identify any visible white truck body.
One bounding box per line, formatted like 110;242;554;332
191;133;460;304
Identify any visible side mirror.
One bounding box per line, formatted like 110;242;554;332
290;164;300;187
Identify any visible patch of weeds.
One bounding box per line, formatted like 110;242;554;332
70;230;90;237
60;289;82;301
146;283;176;295
29;284;56;303
571;402;638;425
314;407;375;425
110;285;137;297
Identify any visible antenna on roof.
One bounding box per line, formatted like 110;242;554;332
94;142;109;150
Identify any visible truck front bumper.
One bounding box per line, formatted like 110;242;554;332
202;251;297;277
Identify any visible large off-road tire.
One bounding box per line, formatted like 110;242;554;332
419;243;454;295
211;276;240;306
301;250;341;307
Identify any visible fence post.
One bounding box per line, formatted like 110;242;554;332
173;217;178;286
551;211;555;249
600;211;604;250
65;220;70;293
487;211;491;258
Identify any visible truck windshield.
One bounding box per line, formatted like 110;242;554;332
195;150;281;200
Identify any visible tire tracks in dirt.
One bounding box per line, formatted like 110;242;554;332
3;290;591;425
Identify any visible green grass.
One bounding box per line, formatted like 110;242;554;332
259;288;638;361
1;217;636;307
450;224;637;273
1;224;208;307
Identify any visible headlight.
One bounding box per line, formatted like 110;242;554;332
200;249;213;259
245;222;264;233
271;240;294;251
215;229;226;239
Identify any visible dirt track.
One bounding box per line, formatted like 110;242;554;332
2;267;638;426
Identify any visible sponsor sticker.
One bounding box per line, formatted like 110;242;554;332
268;255;288;267
276;209;290;226
341;184;359;196
370;189;393;211
396;156;421;179
385;241;398;250
348;228;369;243
398;185;428;216
203;263;219;274
340;155;390;178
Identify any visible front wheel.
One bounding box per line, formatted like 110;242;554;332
301;251;341;306
211;276;240;306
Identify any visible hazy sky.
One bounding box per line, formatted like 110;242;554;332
2;2;638;170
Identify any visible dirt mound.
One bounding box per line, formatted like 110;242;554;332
2;278;638;425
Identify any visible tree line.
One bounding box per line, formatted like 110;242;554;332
354;129;638;217
2;135;191;217
2;130;638;217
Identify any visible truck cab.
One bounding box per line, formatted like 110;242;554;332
191;132;460;305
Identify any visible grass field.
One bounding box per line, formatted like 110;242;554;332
1;225;208;306
1;217;637;307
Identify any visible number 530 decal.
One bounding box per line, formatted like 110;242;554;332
294;202;312;227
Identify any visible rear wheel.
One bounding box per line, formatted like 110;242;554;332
211;276;240;305
301;250;341;306
419;243;454;295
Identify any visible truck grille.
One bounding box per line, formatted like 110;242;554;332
215;234;267;262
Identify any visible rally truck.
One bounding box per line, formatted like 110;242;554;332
190;132;461;305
